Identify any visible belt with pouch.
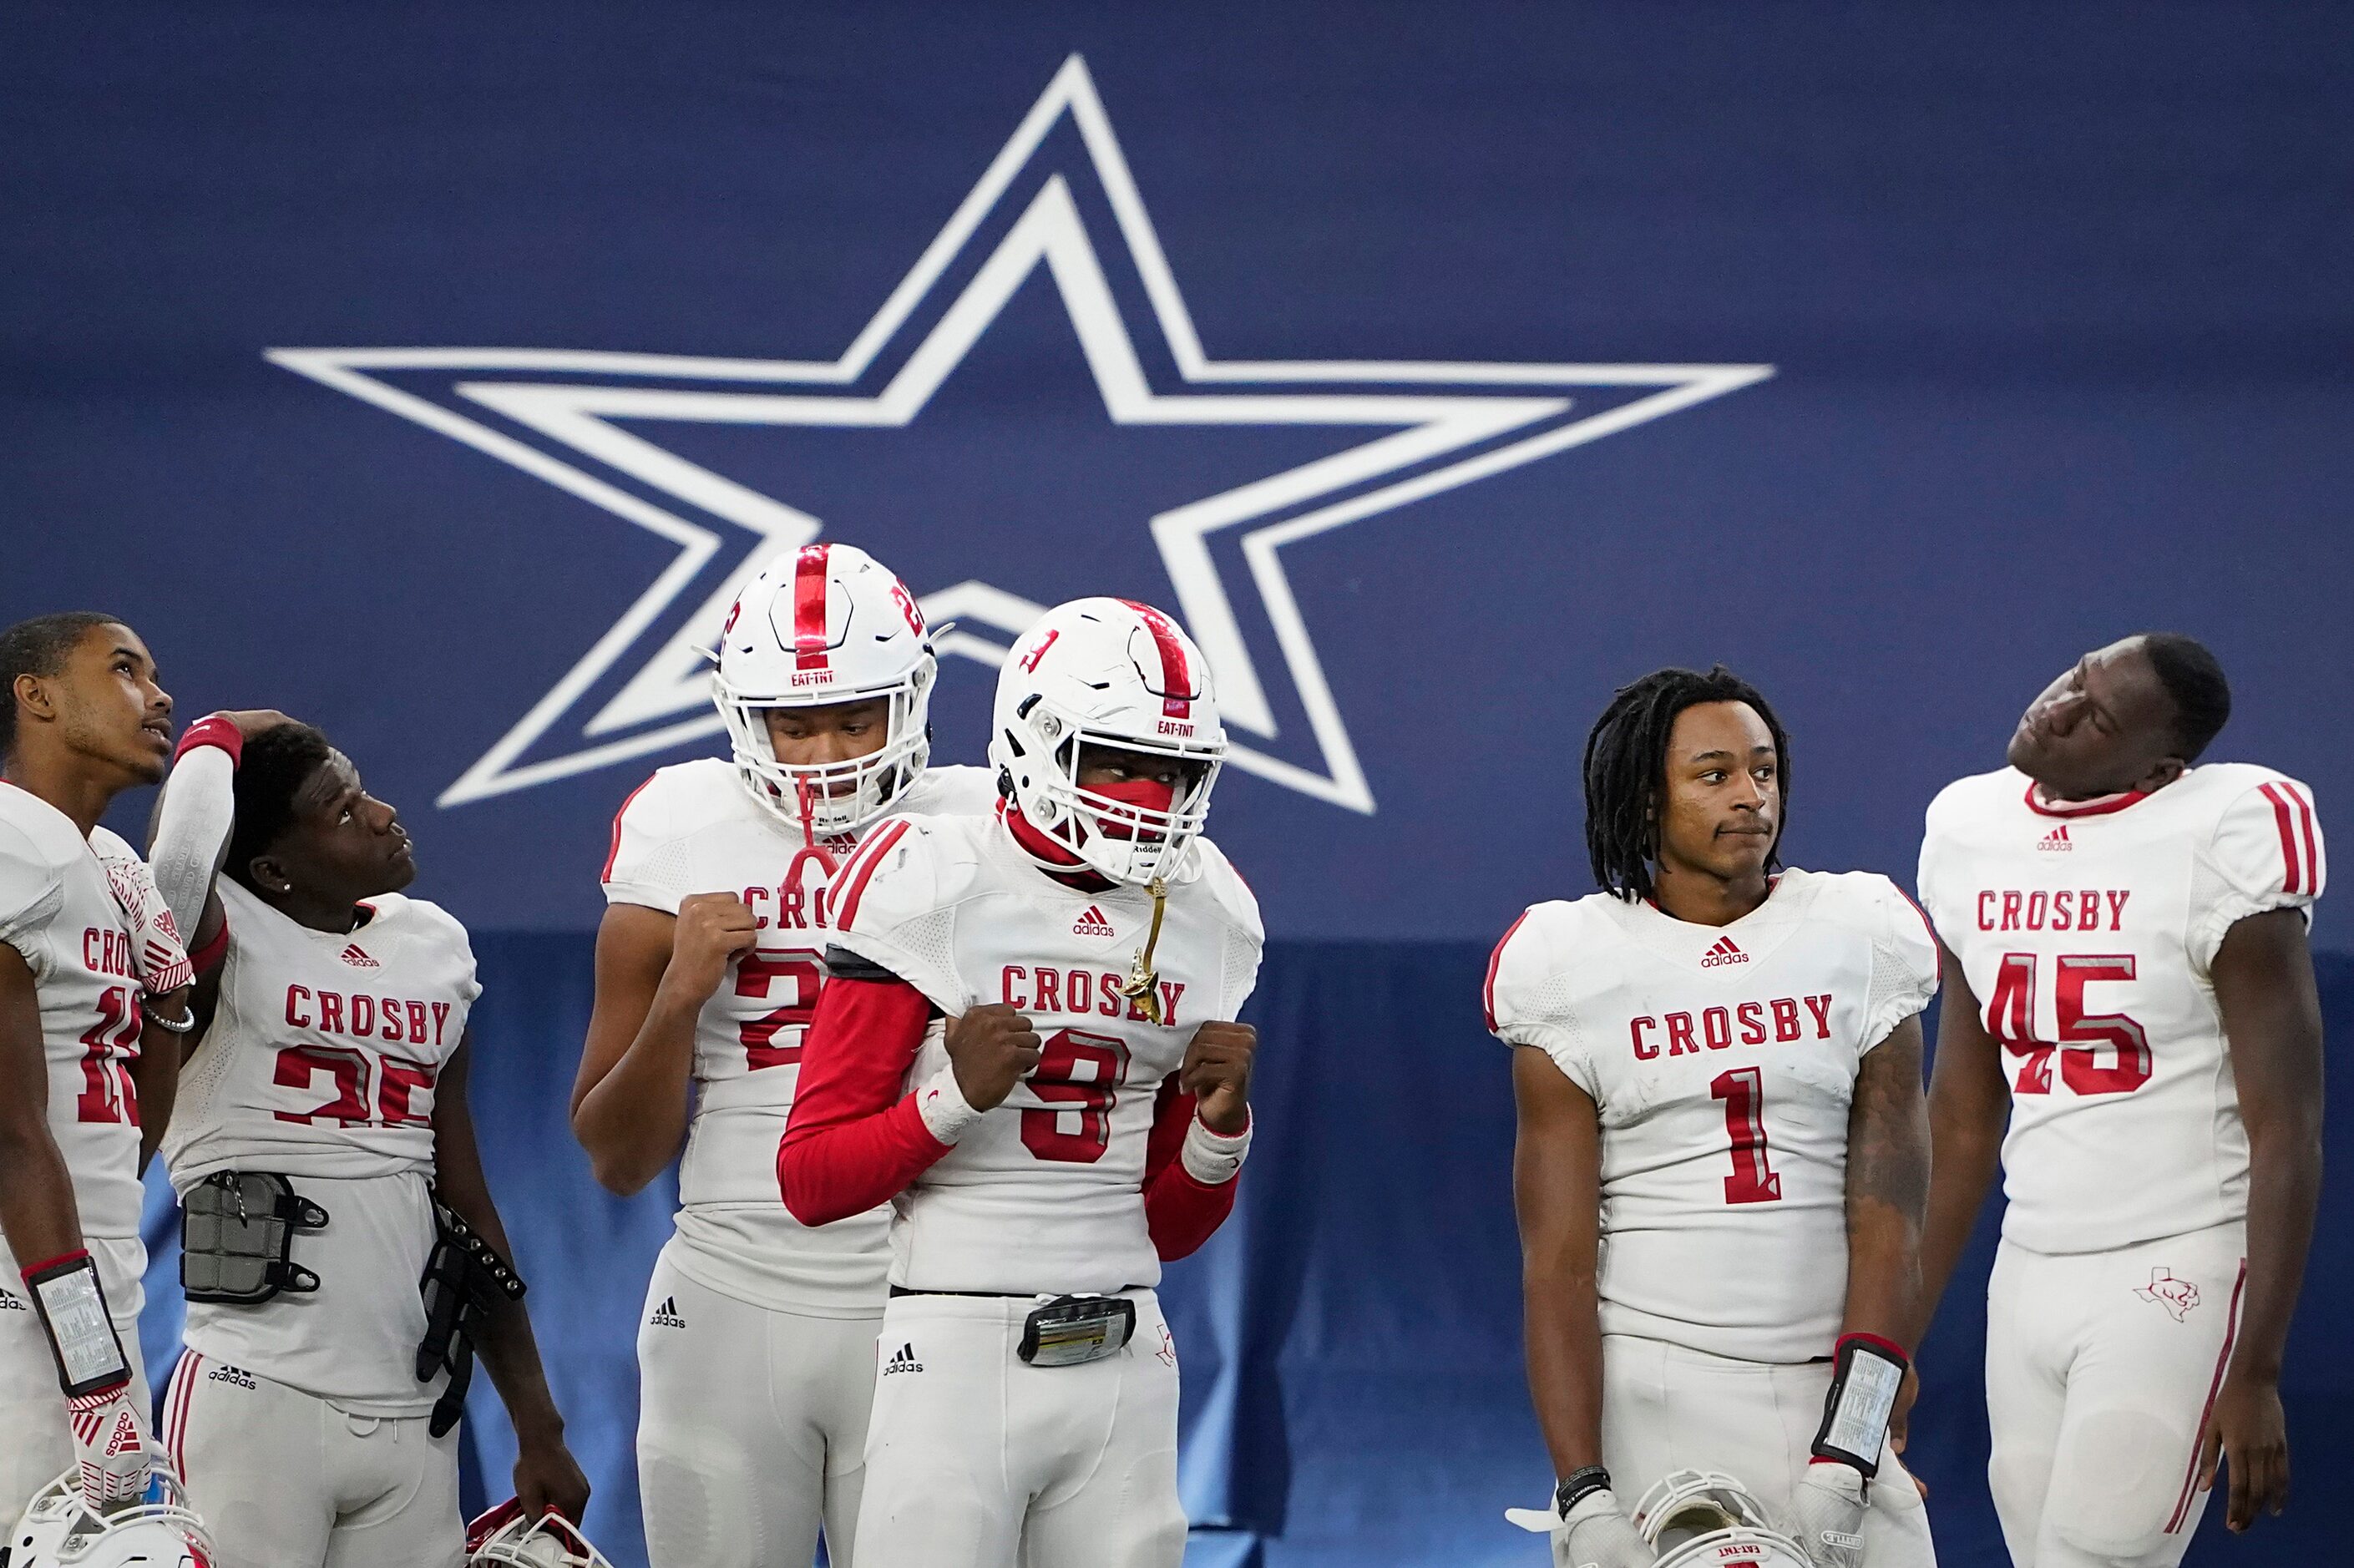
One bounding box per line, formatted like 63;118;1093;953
889;1285;1142;1368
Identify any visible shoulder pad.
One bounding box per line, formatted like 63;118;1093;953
907;764;1003;818
1185;836;1263;945
86;824;140;863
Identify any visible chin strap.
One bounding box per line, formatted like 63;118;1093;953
999;801;1116;893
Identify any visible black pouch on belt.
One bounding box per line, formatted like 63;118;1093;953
180;1171;330;1305
416;1195;527;1438
1016;1294;1137;1368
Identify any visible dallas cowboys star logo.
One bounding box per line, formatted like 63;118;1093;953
271;55;1768;814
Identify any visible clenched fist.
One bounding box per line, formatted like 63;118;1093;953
1179;1021;1256;1134
945;1003;1043;1111
662;893;758;1001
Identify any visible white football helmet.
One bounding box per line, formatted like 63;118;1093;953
6;1469;214;1568
989;597;1225;886
711;541;937;839
1632;1469;1810;1568
466;1501;614;1568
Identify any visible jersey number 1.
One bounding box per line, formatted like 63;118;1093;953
1710;1066;1783;1205
75;986;141;1125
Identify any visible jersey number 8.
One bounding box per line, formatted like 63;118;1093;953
1020;1029;1132;1164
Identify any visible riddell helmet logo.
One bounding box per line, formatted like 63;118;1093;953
340;943;379;969
1072;905;1116;938
2039;825;2072;852
1700;936;1749;969
2135;1267;2200;1322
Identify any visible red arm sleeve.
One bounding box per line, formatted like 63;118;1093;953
1142;1078;1241;1261
777;975;950;1227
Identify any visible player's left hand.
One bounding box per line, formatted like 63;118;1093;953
512;1427;591;1526
2197;1368;2290;1531
1180;1020;1256;1135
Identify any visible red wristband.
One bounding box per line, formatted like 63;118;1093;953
19;1248;91;1285
171;714;245;769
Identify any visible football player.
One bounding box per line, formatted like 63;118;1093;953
0;612;193;1525
778;596;1262;1568
1490;665;1938;1568
570;544;996;1568
1912;634;2323;1565
146;713;588;1567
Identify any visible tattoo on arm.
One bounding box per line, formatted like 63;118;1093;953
1844;1016;1931;1342
1850;1022;1931;1228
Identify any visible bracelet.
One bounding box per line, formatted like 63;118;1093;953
1554;1464;1611;1517
143;999;199;1034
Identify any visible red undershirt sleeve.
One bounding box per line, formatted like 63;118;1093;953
1142;1078;1240;1261
778;975;949;1227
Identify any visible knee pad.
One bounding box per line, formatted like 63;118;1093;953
2046;1406;2189;1560
639;1433;767;1565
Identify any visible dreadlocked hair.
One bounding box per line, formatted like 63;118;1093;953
2140;633;2231;763
225;722;336;890
1582;664;1791;903
0;611;122;758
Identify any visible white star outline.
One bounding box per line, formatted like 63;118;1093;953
269;55;1770;814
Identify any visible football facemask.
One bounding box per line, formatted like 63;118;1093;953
465;1501;614;1568
6;1468;215;1568
989;598;1225;887
1632;1469;1811;1568
711;541;938;841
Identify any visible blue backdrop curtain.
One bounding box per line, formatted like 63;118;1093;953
136;943;2351;1568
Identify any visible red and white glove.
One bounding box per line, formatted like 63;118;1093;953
23;1252;153;1512
68;1379;155;1512
94;846;194;997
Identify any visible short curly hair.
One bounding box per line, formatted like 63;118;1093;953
225;723;337;888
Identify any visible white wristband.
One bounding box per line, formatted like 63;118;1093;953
1179;1112;1252;1185
914;1067;985;1146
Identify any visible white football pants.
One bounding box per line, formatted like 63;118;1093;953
635;1247;879;1568
1601;1333;1936;1566
1985;1222;2246;1567
854;1288;1188;1568
158;1350;462;1568
0;1237;149;1529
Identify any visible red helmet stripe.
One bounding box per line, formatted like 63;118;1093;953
792;544;833;670
1120;600;1192;718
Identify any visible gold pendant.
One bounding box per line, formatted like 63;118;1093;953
1118;877;1170;1024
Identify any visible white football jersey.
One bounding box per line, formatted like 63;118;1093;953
1486;870;1938;1364
0;784;152;1254
1917;764;2326;1255
827;810;1264;1296
162;877;480;1409
603;758;1000;1312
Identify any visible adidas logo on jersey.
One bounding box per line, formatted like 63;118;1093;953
1071;904;1116;938
340;943;380;968
0;1287;24;1312
883;1343;924;1376
649;1297;687;1329
2038;825;2073;852
1699;936;1749;969
205;1363;258;1390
